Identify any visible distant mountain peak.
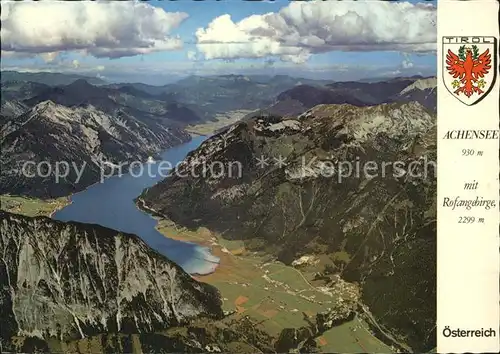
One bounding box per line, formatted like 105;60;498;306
33;99;57;112
67;78;92;86
65;78;103;92
30;100;91;123
400;77;437;95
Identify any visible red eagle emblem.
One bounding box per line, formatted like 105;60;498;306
446;45;492;97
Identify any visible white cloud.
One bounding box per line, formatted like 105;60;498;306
401;53;414;69
382;69;403;77
40;52;59;63
402;59;414;69
187;50;199;61
1;1;188;58
72;60;80;69
195;0;436;63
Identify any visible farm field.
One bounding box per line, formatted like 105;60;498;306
184;110;253;136
0;194;70;217
157;218;393;352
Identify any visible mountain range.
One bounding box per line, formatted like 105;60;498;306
0;100;190;198
0;71;108;86
0;210;280;353
140;101;437;351
107;74;332;120
1;71;437;352
0;73;351;198
244;76;437;119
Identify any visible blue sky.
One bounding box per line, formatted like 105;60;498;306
1;0;437;84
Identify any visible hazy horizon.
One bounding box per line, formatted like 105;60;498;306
0;68;436;86
1;0;437;85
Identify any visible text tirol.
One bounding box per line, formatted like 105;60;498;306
443;36;495;44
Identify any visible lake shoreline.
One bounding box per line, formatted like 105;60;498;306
50;137;192;219
135;197;221;277
53;136;221;277
48;196;72;218
0;194;72;218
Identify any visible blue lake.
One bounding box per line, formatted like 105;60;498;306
53;136;220;275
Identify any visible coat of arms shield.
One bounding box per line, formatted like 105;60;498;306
442;36;497;105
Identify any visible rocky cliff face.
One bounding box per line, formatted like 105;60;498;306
0;211;223;349
0;100;29;122
140;101;437;351
0;101;190;198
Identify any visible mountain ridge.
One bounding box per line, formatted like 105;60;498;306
140;101;437;351
0;71;107;86
243;76;437;120
0;100;191;198
0;210;225;350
